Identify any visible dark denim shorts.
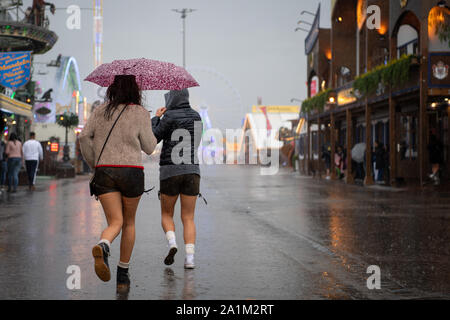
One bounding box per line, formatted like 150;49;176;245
95;167;144;198
160;174;200;196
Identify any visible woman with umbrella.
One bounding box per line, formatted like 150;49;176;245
79;75;157;289
82;58;199;288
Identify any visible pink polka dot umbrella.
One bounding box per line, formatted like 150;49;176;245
84;58;199;90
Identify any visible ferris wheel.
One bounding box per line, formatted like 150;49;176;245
146;66;245;132
186;66;245;132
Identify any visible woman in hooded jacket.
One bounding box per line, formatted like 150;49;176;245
152;89;203;269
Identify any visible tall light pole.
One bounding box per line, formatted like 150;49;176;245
93;0;103;68
172;8;196;68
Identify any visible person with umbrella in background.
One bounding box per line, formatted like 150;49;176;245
352;142;366;181
152;89;203;270
80;75;157;290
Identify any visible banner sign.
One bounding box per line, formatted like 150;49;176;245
0;51;32;90
304;4;320;55
429;53;450;88
310;76;319;97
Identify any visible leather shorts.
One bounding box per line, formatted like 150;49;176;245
94;167;144;198
160;174;200;196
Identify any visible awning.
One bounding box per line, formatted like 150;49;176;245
0;93;33;117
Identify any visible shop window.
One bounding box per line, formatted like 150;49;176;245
385;121;390;148
397;24;419;58
399;115;418;160
299;136;305;158
312;131;318;157
444;114;449;164
339;128;346;148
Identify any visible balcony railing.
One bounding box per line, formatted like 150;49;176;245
353;54;419;98
304;55;421;117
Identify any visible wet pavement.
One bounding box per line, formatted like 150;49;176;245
0;159;449;300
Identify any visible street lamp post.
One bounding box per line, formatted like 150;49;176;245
172;8;196;68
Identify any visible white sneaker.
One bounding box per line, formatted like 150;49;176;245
184;256;195;269
433;177;440;186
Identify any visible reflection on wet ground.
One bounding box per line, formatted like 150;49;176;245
0;160;449;299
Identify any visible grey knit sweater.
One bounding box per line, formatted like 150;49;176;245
79;103;157;169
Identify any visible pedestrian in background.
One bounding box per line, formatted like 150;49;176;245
22;132;43;191
5;133;23;193
80;75;157;290
152;89;203;270
374;141;386;184
428;130;443;185
0;137;7;189
322;144;331;180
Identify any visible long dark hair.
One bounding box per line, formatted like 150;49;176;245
9;132;18;144
104;75;141;120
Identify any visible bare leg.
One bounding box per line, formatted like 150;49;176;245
180;195;197;245
161;194;179;233
94;192;123;282
161;194;179;265
120;196;141;263
99;192;123;243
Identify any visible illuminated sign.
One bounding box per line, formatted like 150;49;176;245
310;76;319;97
252;106;301;113
337;88;357;106
50;143;59;153
0;51;32;90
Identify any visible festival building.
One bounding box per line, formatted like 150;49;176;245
297;0;450;186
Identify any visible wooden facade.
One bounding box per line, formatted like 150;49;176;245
298;0;450;186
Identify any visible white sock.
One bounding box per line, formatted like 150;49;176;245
185;244;195;265
165;231;177;248
98;239;111;249
118;261;130;269
185;244;195;255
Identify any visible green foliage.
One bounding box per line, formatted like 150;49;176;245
431;7;450;48
437;22;450;47
353;54;415;97
301;89;331;114
56;112;79;129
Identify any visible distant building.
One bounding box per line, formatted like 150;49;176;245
239;106;300;165
298;0;450;186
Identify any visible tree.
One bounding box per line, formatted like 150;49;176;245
56;112;79;161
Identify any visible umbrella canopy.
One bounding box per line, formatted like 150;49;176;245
84;58;199;91
351;142;366;163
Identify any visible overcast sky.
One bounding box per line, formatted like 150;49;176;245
29;0;330;130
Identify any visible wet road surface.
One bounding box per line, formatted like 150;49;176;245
0;160;449;299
